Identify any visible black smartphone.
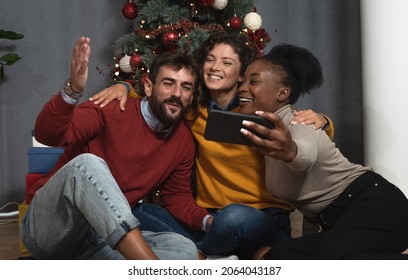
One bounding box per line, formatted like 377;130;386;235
204;110;275;146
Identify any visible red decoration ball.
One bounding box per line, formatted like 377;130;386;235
198;0;215;7
130;53;142;67
230;16;242;29
141;72;149;85
163;31;179;45
122;2;138;20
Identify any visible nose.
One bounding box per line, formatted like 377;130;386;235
209;59;221;71
237;81;247;93
172;85;182;97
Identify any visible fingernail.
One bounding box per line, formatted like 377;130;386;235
240;128;248;135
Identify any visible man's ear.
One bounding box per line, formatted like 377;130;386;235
278;88;290;102
144;78;153;97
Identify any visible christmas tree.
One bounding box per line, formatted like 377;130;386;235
108;0;271;96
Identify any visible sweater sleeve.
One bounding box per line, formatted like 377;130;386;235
160;137;209;231
34;92;103;147
322;114;334;140
285;124;319;172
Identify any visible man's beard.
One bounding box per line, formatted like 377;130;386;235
150;95;187;127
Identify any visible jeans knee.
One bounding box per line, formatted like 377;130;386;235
72;153;106;168
68;154;111;178
216;204;254;227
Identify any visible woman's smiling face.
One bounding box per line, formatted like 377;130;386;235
202;43;242;95
238;59;288;115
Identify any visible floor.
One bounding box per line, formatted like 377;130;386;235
1;211;406;259
0;221;25;260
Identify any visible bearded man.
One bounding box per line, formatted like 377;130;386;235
20;36;202;260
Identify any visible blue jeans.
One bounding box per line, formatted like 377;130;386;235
20;154;198;260
133;203;291;259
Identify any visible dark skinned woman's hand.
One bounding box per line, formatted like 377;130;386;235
241;111;297;162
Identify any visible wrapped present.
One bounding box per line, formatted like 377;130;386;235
28;147;64;174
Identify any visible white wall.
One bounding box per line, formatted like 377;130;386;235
361;0;408;196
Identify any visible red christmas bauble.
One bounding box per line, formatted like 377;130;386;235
130;53;142;67
198;0;215;7
141;72;149;85
163;31;179;45
122;2;138;20
230;16;242;29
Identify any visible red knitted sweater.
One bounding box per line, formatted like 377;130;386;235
28;93;208;230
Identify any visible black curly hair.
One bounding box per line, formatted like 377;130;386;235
263;43;323;104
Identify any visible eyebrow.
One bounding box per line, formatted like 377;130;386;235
161;77;194;87
249;73;261;77
207;54;236;62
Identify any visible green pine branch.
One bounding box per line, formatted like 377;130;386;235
0;29;24;81
138;0;170;26
179;28;210;55
162;5;190;24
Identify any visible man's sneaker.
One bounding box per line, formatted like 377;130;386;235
206;255;239;260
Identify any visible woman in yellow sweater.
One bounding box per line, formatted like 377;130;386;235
90;33;333;259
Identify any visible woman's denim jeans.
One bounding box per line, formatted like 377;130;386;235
133;203;291;259
20;153;198;260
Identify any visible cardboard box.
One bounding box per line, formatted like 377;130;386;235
28;147;64;173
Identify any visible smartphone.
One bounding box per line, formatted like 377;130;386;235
204;110;275;146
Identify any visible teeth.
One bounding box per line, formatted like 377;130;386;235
209;75;222;80
239;97;253;102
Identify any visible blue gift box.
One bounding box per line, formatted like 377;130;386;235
28;147;64;173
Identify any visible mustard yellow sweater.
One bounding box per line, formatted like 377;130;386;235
191;107;294;211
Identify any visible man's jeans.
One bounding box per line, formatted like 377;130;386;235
20;153;198;260
133;203;291;259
